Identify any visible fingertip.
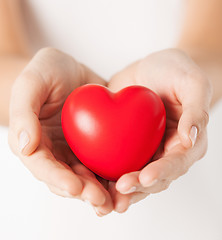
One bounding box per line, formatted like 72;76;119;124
139;173;158;188
9;112;41;156
178;124;198;149
21;114;42;155
62;174;84;197
115;172;139;193
114;196;129;213
81;180;107;206
139;165;160;187
115;179;128;193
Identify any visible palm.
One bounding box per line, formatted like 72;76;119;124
9;48;113;216
37;89;111;204
107;49;210;213
152;91;183;161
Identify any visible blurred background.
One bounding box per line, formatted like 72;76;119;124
0;1;221;239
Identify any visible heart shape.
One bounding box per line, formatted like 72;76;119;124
61;84;166;181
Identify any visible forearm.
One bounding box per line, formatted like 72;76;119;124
190;54;222;109
0;0;31;55
0;0;32;125
178;0;222;108
177;52;222;110
179;0;222;54
0;55;30;125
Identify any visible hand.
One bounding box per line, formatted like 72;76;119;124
108;49;212;213
8;47;113;216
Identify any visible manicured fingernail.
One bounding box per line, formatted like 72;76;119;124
19;130;29;153
189;126;198;147
120;186;137;194
141;178;158;188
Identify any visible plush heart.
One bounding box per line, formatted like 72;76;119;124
61;84;166;181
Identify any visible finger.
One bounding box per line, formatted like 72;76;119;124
69;157;97;180
109;182;150;212
129;192;149;205
115;171;140;194
139;144;193;187
54;133;113;213
70;162;113;213
136;179;171;194
141;129;207;187
70;162;105;205
93;190;114;217
47;184;79;198
115;168;172;195
8;71;47;156
91;177;113;216
108;181;130;213
177;73;212;148
78;178;106;206
20;143;83;196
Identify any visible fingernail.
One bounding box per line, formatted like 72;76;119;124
189;126;198;147
19;130;30;153
94;207;105;217
120;186;137;194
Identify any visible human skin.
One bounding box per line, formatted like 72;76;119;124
0;0;114;216
1;0;222;216
106;0;222;214
107;49;212;213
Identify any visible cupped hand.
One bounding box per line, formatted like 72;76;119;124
108;49;212;213
8;47;113;216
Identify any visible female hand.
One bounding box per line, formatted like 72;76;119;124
8;47;113;216
108;49;212;213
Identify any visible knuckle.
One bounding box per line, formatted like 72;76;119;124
37;47;59;56
200;109;209;127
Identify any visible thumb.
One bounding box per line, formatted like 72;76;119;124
8;72;47;156
178;107;209;148
177;75;212;148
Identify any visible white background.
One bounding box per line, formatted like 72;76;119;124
0;1;221;239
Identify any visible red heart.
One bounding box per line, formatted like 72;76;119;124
61;84;166;181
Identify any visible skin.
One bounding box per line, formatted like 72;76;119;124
107;49;211;212
8;48;114;216
1;0;222;217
